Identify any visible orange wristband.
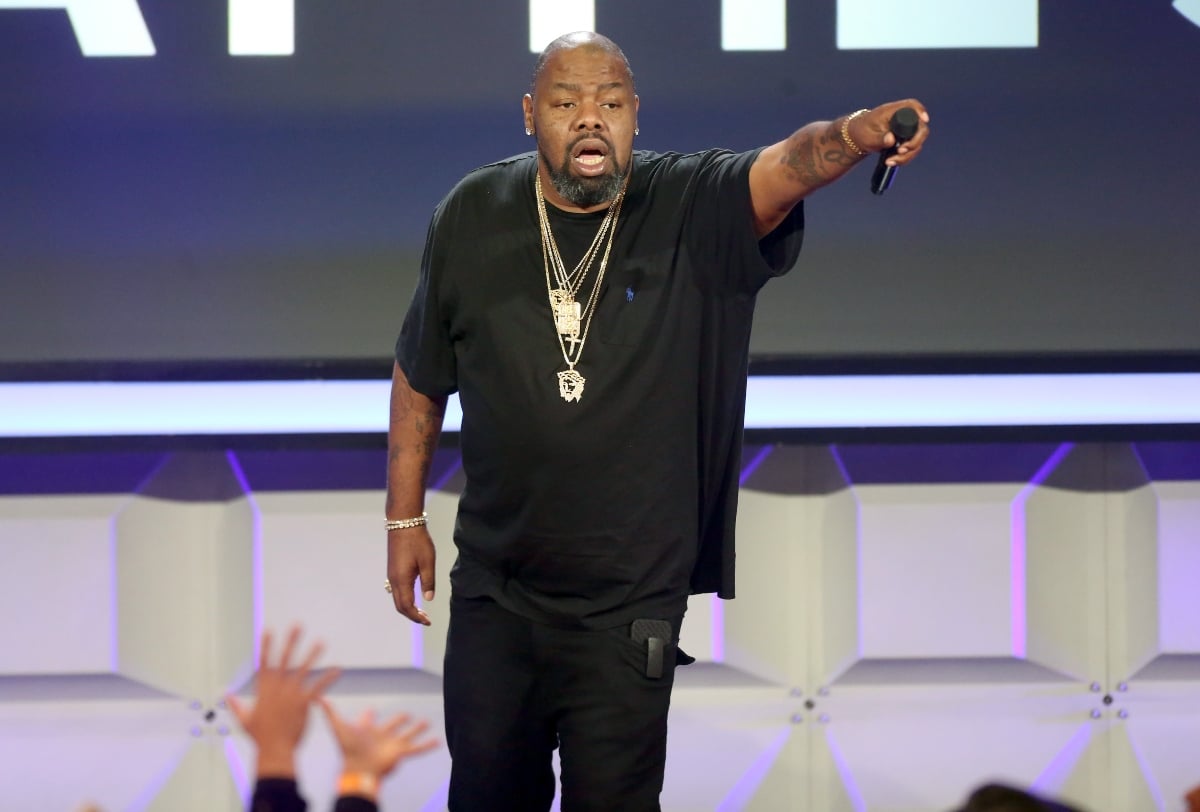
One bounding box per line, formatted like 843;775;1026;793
336;771;379;799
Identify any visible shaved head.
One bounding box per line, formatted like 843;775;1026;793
530;31;635;96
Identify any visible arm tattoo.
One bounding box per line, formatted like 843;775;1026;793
412;402;441;481
779;121;858;188
387;375;446;509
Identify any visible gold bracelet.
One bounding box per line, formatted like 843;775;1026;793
840;109;870;157
336;771;379;799
385;512;428;531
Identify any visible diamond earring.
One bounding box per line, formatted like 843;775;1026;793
525;127;533;136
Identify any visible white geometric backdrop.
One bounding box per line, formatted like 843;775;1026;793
1;441;1196;811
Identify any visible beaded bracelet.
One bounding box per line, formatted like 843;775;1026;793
385;512;428;531
840;108;870;157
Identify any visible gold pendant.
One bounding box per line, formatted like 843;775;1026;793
557;369;585;402
550;289;581;339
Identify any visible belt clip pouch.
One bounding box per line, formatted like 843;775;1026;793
631;619;672;679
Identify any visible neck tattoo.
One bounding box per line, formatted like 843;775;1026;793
535;171;626;403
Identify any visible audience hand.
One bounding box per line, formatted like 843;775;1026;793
226;626;341;779
319;699;439;796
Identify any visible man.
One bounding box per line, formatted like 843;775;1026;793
385;31;929;811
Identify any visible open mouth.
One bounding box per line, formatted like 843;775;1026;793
571;140;610;175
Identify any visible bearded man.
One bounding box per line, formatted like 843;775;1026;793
385;31;929;812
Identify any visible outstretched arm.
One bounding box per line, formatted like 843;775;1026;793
749;99;931;237
385;361;447;626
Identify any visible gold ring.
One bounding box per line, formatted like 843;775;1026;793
384;581;393;593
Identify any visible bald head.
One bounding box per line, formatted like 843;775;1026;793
530;32;635;96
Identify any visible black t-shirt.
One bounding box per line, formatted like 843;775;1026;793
396;149;803;628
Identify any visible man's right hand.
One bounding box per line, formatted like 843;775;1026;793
386;527;436;626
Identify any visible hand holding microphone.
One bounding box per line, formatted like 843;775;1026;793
871;107;921;195
842;101;929;196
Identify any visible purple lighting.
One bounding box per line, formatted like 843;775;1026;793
1032;722;1093;797
1010;444;1074;659
829;445;863;658
824;727;868;812
431;456;463;491
1126;728;1167;809
125;743;191;812
716;727;792;811
739;444;775;486
419;780;451;812
224;735;252;802
225;451;263;690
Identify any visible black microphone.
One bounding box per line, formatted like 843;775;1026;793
870;107;920;195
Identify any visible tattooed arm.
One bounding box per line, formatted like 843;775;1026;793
748;99;931;237
385;360;448;626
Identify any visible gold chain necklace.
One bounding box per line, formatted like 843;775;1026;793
540;188;619;299
535;172;626;403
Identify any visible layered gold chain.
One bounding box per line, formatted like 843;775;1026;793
535;172;627;402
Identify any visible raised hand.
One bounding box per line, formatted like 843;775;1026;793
226;627;341;778
321;700;439;777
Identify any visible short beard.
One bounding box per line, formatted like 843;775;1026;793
541;150;627;209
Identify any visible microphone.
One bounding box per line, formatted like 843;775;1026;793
870;107;920;195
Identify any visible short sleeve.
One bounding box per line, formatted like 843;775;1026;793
683;148;804;295
394;200;458;398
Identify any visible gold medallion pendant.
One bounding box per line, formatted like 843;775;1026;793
557;369;586;402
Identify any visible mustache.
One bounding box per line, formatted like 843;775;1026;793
567;133;614;154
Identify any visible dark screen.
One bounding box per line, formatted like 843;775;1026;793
2;1;1198;375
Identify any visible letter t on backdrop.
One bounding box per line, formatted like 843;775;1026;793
0;0;155;56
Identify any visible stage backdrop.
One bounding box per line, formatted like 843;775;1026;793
2;0;1198;376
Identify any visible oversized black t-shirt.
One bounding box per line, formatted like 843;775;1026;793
396;148;803;629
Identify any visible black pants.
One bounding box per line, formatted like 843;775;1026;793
443;596;681;812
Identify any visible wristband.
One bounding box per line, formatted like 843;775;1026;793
336;771;379;799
